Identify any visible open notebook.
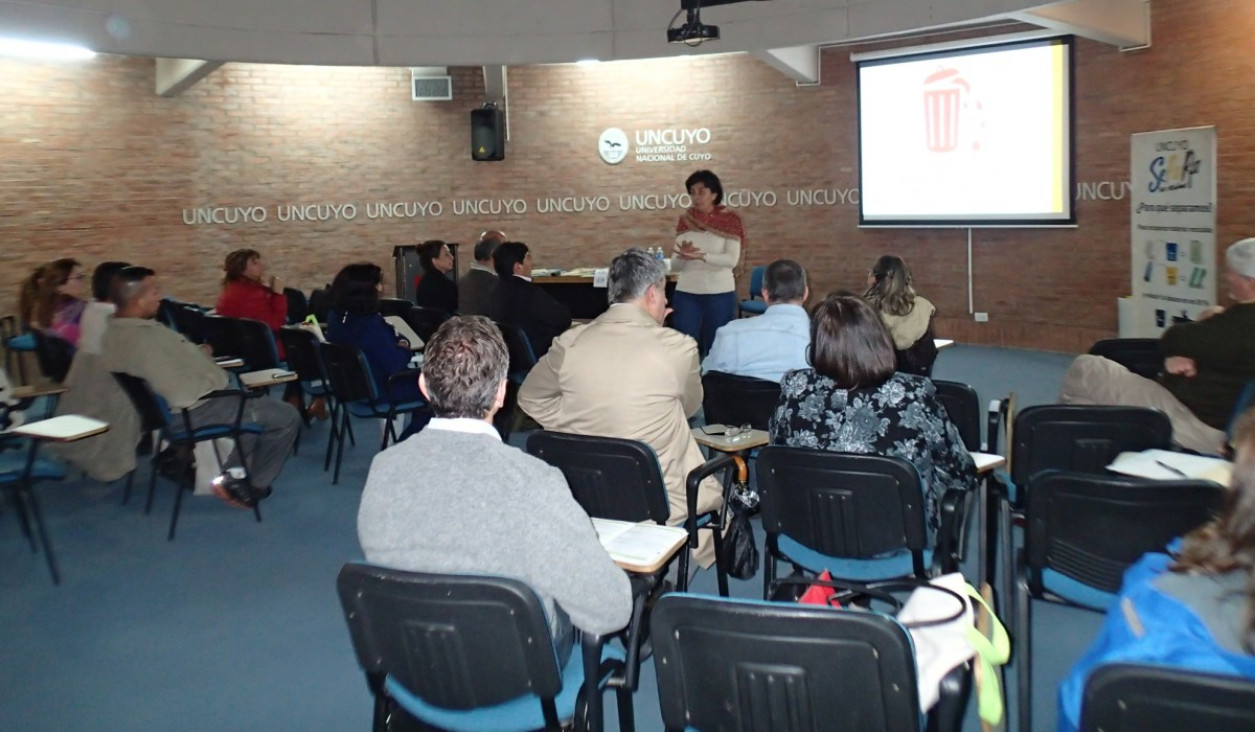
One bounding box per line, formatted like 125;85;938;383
1107;449;1233;484
591;518;687;573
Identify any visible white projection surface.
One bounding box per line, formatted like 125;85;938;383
858;37;1073;226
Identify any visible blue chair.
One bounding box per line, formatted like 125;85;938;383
336;563;632;732
318;342;427;484
112;372;265;540
737;265;767;317
757;448;967;596
0;430;70;584
1014;470;1224;732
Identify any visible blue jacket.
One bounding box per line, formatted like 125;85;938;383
1057;552;1255;731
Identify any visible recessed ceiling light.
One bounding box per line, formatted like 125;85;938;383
0;38;95;61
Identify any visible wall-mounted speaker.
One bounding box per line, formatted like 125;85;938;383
471;107;505;161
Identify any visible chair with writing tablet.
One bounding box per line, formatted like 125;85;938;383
336;563;632;732
112;372;264;540
997;405;1173;613
1014;470;1224;732
318;342;425;484
282;288;309;325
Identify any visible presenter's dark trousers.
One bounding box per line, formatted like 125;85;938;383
671;290;737;358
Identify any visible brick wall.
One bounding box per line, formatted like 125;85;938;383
0;0;1252;352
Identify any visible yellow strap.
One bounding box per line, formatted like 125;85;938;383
963;583;1010;725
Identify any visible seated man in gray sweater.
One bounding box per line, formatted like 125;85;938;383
357;315;631;665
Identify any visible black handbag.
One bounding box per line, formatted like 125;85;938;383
719;486;759;580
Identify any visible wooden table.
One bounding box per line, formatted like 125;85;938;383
593;517;688;574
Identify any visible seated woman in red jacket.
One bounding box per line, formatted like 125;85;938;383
215;248;288;355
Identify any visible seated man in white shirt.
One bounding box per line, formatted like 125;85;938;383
702;258;810;383
358;315;631;666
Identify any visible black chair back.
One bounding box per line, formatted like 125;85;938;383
651;593;921;732
29;329;74;383
201;315;240;359
231;317;281;371
277;327;328;385
307;287;333;323
757;447;928;565
378;297;413;318
934;380;981;452
1025;470;1223;596
702;370;781;431
336;563;564;712
1080;663;1255;732
1087;338;1163;381
494;321;537;382
112;372;169;434
398;305;449;345
167;302;207;344
526;431;670;524
1011;405;1172;490
283;288;309;324
319;342;376;404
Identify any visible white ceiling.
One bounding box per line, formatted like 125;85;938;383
0;0;1149;67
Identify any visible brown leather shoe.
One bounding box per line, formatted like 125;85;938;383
306;396;329;421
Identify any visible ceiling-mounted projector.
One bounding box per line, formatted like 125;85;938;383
666;0;768;47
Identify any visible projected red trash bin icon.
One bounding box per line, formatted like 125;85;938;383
923;68;969;153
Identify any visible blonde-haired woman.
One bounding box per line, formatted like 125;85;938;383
863;254;937;376
18;258;88;345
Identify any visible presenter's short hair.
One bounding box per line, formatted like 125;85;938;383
809;295;896;390
608;248;665;304
493;242;530;278
764;259;807;303
685;169;724;205
422;316;508;419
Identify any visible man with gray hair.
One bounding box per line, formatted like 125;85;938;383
1060;237;1255;453
358;315;631;663
519;247;724;567
703;258;810;382
457;230;505;316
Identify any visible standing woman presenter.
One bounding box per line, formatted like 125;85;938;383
672;169;744;356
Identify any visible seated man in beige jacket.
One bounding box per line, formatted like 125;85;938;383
518;247;723;567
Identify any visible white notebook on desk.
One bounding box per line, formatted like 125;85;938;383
1107;449;1232;484
591;518;687;569
384;316;424;351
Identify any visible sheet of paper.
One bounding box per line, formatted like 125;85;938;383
1107;449;1232;484
384;316;424;351
592;268;609;288
969;452;1006;472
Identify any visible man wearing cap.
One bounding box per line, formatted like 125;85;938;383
1059;237;1255;454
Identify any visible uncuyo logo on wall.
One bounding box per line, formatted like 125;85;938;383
598;128;629;165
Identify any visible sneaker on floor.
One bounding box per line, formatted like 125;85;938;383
211;470;257;509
